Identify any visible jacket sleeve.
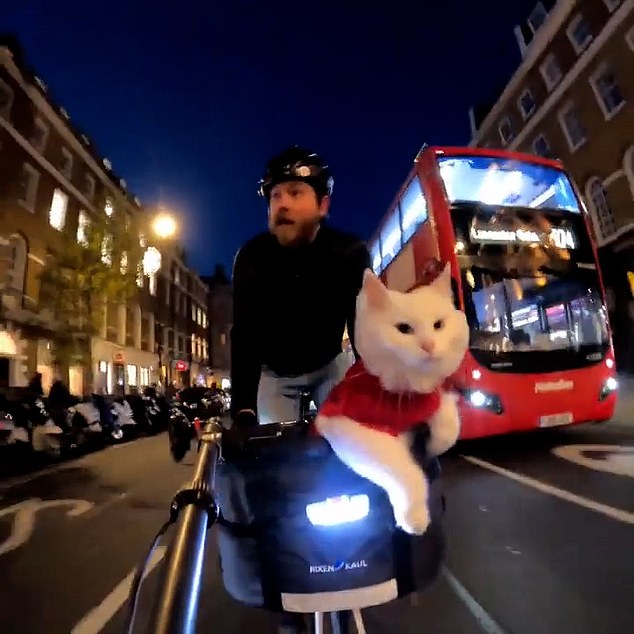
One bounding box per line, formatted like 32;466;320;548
229;244;262;417
346;241;372;360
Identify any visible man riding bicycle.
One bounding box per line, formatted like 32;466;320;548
228;145;371;632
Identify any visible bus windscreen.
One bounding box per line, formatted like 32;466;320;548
437;155;581;213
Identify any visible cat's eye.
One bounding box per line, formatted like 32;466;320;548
433;319;444;330
396;322;414;334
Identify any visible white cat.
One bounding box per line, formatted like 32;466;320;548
315;264;469;535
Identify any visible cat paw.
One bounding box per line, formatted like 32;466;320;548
395;504;430;535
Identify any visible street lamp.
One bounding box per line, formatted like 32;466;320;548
152;213;178;240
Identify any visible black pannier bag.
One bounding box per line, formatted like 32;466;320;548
215;427;445;613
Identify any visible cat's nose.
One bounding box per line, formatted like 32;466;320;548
420;340;435;354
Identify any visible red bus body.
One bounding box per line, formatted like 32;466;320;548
368;146;617;439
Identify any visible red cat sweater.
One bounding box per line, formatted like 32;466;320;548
318;360;442;436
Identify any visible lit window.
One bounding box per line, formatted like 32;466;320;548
101;234;113;266
104;198;114;217
149;273;157;296
77;210;90;245
49;189;68;230
126;364;137;386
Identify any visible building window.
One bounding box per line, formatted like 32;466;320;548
559;103;586;152
627;25;634;51
566;14;593;54
77;210;90;245
518;89;536;119
31;117;49;153
587;179;616;240
528;2;548;33
83;174;95;201
101;234;113;266
48;189;68;231
126;364;138;387
590;65;625;119
59;148;73;179
7;234;27;296
540;54;562;91
104;197;114;217
149;273;157;296
532;134;552;158
498;116;514;145
603;0;622;12
0;79;14;119
17;163;39;212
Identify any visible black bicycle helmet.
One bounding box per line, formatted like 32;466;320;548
258;146;334;200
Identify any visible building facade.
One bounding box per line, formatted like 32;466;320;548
202;264;232;389
0;38;211;392
155;247;211;389
468;0;634;372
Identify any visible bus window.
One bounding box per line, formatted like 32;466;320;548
369;240;382;274
380;206;402;270
401;178;427;244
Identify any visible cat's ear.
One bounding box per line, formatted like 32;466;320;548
430;262;452;297
362;268;389;310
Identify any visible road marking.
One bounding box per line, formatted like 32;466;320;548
71;545;167;634
462;455;634;525
0;498;94;556
442;567;507;634
552;444;634;478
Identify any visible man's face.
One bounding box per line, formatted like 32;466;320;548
268;181;329;247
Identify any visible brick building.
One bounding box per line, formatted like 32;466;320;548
468;0;634;372
0;37;211;392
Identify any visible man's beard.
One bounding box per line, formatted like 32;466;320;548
269;217;320;247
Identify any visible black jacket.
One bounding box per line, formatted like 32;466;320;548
230;224;371;416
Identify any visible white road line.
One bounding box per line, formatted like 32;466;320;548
442;567;507;634
462;455;634;525
552;444;634;478
71;545;167;634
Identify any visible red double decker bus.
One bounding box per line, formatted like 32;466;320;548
368;146;618;439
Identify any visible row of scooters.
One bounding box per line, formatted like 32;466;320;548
0;389;173;462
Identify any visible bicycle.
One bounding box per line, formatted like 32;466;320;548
126;402;445;633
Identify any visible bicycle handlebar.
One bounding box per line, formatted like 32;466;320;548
149;420;222;634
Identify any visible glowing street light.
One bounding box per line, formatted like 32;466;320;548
152;213;177;239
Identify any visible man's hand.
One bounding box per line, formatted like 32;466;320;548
221;409;258;462
234;409;258;429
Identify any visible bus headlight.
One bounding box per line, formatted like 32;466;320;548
463;389;504;414
599;377;618;401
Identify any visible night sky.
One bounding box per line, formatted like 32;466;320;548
5;0;536;276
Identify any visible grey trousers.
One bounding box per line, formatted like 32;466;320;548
257;352;352;424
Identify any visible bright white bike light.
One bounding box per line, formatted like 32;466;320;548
306;494;370;527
